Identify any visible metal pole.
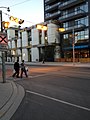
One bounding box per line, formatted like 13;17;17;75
2;51;6;83
72;28;75;65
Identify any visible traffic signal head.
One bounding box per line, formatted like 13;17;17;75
2;21;10;29
18;19;24;24
7;7;10;12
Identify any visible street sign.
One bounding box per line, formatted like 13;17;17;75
0;32;8;51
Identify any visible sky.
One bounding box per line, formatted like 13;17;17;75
0;0;44;28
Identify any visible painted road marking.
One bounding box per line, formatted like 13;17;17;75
26;90;90;112
10;73;51;81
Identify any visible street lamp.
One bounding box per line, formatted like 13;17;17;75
72;28;75;65
0;6;10;12
58;28;65;32
70;28;78;65
36;24;47;31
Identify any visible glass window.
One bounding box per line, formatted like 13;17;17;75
75;17;89;27
75;29;89;43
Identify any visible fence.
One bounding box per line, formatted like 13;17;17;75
55;58;90;63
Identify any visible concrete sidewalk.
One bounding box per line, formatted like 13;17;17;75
4;61;90;68
25;61;90;68
0;80;25;120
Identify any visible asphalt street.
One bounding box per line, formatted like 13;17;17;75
7;65;90;120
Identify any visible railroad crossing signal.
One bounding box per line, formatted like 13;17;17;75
0;35;7;44
0;32;8;50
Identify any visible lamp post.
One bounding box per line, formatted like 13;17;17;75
72;28;78;65
0;7;10;12
69;28;75;65
72;28;75;65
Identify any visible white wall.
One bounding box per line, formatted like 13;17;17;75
7;29;15;40
17;38;21;47
22;31;28;47
47;23;60;44
31;28;39;62
32;28;39;45
22;49;28;61
12;41;15;48
8;41;11;49
31;47;39;62
16;49;22;62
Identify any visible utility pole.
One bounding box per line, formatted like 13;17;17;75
0;7;10;83
0;10;6;83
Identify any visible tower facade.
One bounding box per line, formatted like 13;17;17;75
44;0;90;61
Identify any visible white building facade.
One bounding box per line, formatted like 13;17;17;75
6;22;60;62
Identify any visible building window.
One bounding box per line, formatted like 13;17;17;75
15;30;18;38
39;30;42;44
75;29;89;43
75;17;89;27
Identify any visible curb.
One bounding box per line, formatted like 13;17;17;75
0;81;25;120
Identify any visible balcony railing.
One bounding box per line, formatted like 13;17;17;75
45;0;49;3
59;0;77;7
45;11;61;19
65;23;86;31
59;0;85;10
45;0;57;4
59;9;86;21
45;2;60;11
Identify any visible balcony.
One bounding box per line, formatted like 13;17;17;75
45;11;61;20
45;0;57;5
62;24;87;34
45;2;60;12
59;9;87;23
59;0;85;10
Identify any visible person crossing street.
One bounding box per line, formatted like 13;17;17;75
20;60;28;78
12;59;20;78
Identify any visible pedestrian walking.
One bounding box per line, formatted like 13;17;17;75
42;58;45;64
12;59;20;78
20;60;28;78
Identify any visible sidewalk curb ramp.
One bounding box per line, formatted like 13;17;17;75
0;81;25;120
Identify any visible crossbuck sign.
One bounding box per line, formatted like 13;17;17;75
0;32;8;51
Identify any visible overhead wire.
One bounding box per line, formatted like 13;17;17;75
1;0;43;26
2;11;35;24
5;0;34;25
9;0;31;7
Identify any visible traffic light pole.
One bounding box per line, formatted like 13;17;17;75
0;6;10;83
0;10;7;83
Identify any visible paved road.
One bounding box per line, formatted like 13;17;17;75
6;66;90;120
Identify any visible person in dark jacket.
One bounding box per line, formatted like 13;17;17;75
20;60;28;78
12;60;20;78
